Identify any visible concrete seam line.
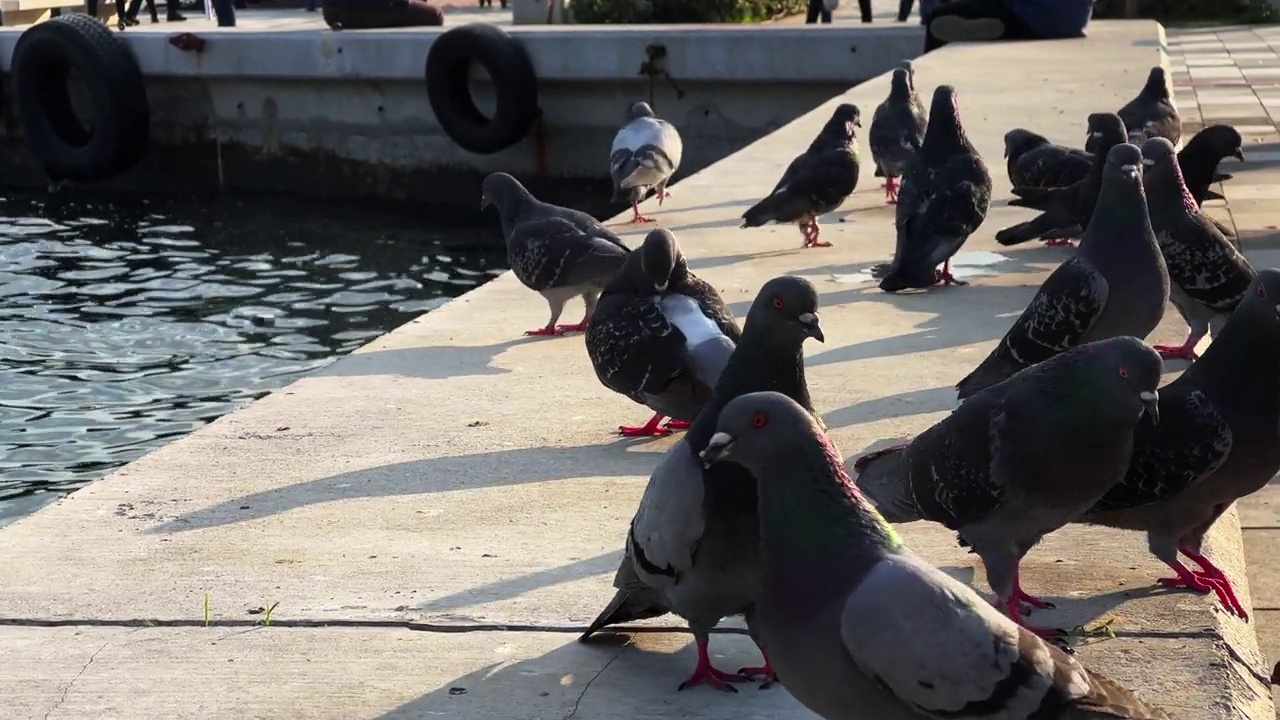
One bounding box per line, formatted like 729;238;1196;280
0;618;753;635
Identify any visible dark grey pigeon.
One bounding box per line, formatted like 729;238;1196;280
585;228;740;437
1004;128;1093;191
703;390;1172;720
852;338;1161;637
1179;124;1244;208
580;276;824;693
1140;137;1255;362
1082;270;1280;621
957;143;1170;400
872;85;992;292
610;101;684;225
1103;66;1181;149
481;172;630;337
741;104;861;249
869;65;927;205
997;113;1128;247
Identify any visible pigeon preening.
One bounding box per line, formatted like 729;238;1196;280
580;275;824;693
997;113;1128;248
610;101;684;224
869;65;927;204
480;172;630;337
740;104;862;249
1178;124;1244;207
1099;65;1181;150
1004;128;1092;191
873;85;992;291
703;390;1172;720
585;228;741;437
1082;270;1280;620
852;337;1162;637
957;142;1170;399
1139;137;1255;362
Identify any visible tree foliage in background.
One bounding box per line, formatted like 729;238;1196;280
571;0;806;24
1092;0;1275;23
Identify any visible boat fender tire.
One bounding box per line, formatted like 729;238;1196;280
425;24;538;155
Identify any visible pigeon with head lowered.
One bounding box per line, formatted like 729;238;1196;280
581;275;824;693
852;337;1162;636
872;84;992;291
741;104;861;249
703;390;1172;720
957;143;1170;399
869;65;927;205
1101;66;1181;149
610;101;684;225
1178;124;1244;207
481;172;630;337
1004;128;1093;191
1139;136;1255;362
585;228;741;437
997;113;1128;248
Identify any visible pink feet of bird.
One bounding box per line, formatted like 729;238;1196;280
1153;336;1201;362
738;651;779;688
801;222;831;249
1157;549;1248;618
618;411;691;437
933;260;967;287
677;638;774;693
882;176;900;204
1000;573;1065;639
626;190;670;224
524;318;589;337
1042;238;1076;248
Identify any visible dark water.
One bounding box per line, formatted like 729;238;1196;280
0;193;507;525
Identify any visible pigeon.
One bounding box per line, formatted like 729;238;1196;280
741;104;861;249
872;85;992;291
585;228;741;437
850;337;1162;636
1101;66;1181;149
480;172;630;337
1178;124;1243;208
997;113;1128;248
1082;270;1280;620
869;65;927;204
702;390;1172;720
610;101;684;224
1139;137;1255;362
1004;128;1093;191
580;275;824;693
957;143;1170;399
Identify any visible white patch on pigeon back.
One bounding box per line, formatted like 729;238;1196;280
835;251;1010;285
659;294;724;348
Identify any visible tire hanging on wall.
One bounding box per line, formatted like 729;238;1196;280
425;23;539;155
11;14;151;184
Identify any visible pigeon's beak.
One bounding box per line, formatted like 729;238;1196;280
1233;148;1245;161
1139;390;1159;424
700;432;736;467
1142;158;1155;167
1273;303;1280;320
799;312;824;342
1121;164;1141;181
480;192;491;211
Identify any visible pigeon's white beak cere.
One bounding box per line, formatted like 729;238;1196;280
799;312;817;324
1142;158;1155;167
700;432;737;467
1139;390;1160;424
1120;164;1141;181
1089;131;1103;139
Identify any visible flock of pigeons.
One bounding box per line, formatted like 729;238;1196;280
475;58;1279;719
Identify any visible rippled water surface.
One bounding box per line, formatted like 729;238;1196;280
0;193;507;524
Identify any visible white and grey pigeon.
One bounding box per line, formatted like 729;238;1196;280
481;172;630;336
585;228;741;437
610;101;684;225
580;276;825;694
702;390;1172;720
1082;270;1280;621
957;143;1170;400
1096;66;1181;149
869;64;927;205
873;84;992;291
1139;136;1255;362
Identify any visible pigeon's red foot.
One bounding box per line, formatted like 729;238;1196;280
678;640;749;693
1153;342;1200;362
618;412;673;437
664;419;692;431
1043;238;1075;248
659;190;672;203
524;325;564;337
555;321;589;333
630;213;656;224
934;268;968;287
738;661;779;688
883;176;900;204
1183;549;1249;618
1013;585;1055;612
1004;598;1066;638
804;239;833;248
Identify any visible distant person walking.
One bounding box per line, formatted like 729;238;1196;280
805;0;872;23
921;0;1096;52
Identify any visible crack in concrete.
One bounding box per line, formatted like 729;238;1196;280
0;617;749;636
564;643;627;720
44;641;109;720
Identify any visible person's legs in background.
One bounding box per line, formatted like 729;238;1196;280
859;0;871;21
923;0;1032;52
806;0;822;23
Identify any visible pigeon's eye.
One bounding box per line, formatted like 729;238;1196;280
1119;367;1129;379
772;297;784;310
752;412;768;429
1259;284;1268;299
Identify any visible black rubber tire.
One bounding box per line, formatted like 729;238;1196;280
425;24;538;155
11;14;150;183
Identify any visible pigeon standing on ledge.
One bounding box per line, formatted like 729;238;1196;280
1178;124;1244;207
481;172;630;337
1101;65;1181;149
1003;127;1093;191
869;65;927;205
610;101;684;224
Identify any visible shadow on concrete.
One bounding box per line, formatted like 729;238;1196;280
822;384;957;429
418;551;621;615
307;337;545;380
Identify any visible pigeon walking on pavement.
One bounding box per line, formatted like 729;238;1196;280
997;113;1129;248
702;390;1172;720
869;65;928;205
1139;137;1255;362
585;228;741;437
1178;124;1244;207
872;85;992;291
580;276;825;693
957;143;1170;400
1082;270;1280;620
481;172;630;337
851;338;1162;637
1004;128;1093;191
740;104;862;249
1100;66;1181;149
610;101;684;224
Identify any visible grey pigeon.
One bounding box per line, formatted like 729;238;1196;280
1178;124;1244;208
872;85;992;291
997;113;1128;248
1004;128;1093;191
585;228;741;437
1102;66;1181;149
957;143;1170;399
741;104;861;249
869;65;927;205
610;101;684;224
580;276;824;693
702;390;1172;720
1140;137;1255;362
851;338;1162;636
481;172;630;336
1082;270;1280;620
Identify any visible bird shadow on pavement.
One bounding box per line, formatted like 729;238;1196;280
307;337;546;380
417;550;623;615
822;384;957;430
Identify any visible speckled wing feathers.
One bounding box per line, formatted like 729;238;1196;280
508;216;628;293
999;257;1109;367
586;296;687;402
1157;218;1254;314
869;97;926;179
1010;143;1093;190
901;404;1005;531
